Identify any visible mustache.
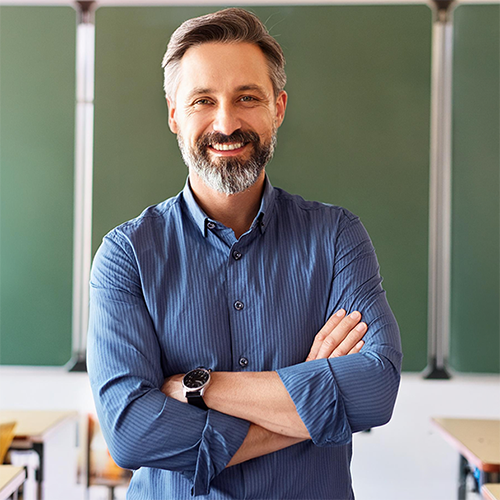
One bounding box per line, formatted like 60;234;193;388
197;130;260;147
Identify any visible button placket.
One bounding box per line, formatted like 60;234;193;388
227;243;251;371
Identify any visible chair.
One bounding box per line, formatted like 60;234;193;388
0;421;17;463
87;414;132;500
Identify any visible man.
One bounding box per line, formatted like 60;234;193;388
88;8;402;500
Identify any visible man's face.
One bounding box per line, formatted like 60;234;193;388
167;42;287;195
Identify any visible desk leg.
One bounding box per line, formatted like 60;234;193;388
479;470;500;490
458;454;469;500
33;443;44;500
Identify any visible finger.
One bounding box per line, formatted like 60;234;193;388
316;311;362;358
316;311;363;359
329;322;367;358
306;309;346;361
347;340;364;355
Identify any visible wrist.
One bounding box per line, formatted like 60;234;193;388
182;367;212;410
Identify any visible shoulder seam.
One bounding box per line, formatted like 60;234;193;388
114;196;182;232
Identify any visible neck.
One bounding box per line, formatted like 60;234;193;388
189;170;266;239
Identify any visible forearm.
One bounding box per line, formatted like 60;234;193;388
227;424;305;467
163;312;368;441
206;345;400;450
277;348;401;447
203;371;310;439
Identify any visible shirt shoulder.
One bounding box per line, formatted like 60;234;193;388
273;187;359;229
105;192;183;243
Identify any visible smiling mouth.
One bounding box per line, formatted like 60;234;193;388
210;142;245;151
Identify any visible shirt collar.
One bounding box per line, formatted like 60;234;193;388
182;175;276;238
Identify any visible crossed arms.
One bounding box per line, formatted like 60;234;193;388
161;309;368;466
87;209;402;496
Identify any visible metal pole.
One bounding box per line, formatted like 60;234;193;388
424;0;455;379
67;0;96;371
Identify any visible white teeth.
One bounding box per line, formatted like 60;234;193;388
211;142;244;151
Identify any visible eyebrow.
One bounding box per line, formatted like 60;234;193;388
235;84;268;96
186;87;212;101
186;84;269;101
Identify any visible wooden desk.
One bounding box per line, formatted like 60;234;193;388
0;466;26;500
0;410;77;442
0;410;78;500
483;483;500;500
432;417;500;500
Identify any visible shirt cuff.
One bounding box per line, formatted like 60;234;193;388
277;358;351;447
188;409;250;496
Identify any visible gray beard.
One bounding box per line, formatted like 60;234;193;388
177;131;277;195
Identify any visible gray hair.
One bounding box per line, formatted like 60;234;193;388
162;8;286;102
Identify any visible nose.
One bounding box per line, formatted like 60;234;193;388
212;101;242;136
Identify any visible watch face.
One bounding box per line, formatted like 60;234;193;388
183;368;210;389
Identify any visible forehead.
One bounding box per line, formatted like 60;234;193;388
176;42;273;98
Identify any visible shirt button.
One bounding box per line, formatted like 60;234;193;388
232;251;242;260
239;357;249;368
207;221;216;230
234;300;244;311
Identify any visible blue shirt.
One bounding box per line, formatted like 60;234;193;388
87;177;402;500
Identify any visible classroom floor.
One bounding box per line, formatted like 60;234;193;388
85;373;499;500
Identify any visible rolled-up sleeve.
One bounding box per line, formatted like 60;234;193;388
277;209;402;446
87;231;250;496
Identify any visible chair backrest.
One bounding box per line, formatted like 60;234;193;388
87;414;132;489
0;421;17;463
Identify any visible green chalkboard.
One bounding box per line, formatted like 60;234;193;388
93;5;433;372
0;7;76;365
450;5;500;372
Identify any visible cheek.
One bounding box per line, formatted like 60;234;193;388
245;116;273;138
189;119;215;142
249;108;278;132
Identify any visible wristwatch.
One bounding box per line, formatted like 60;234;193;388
182;367;212;411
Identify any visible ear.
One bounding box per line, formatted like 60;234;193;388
275;90;288;128
166;97;178;134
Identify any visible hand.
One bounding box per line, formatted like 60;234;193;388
161;374;185;402
305;309;366;361
227;424;305;468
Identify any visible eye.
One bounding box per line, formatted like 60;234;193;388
240;95;257;103
194;98;212;105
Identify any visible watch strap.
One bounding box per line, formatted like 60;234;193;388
186;392;209;411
